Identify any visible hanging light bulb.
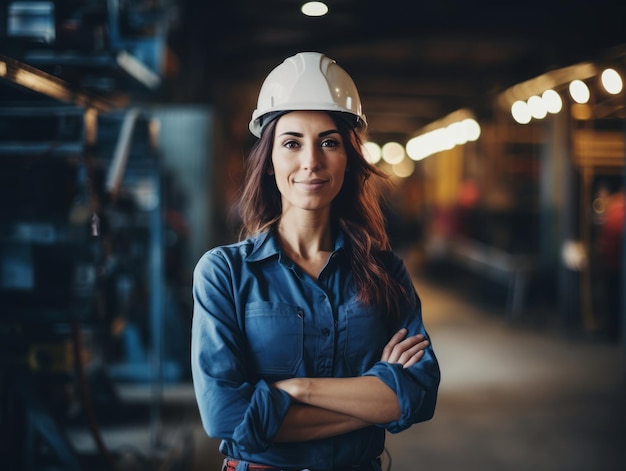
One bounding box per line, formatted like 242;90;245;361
569;80;590;104
362;141;382;164
511;100;531;124
527;95;547;119
381;142;405;164
542;89;562;114
301;2;329;16
600;68;623;95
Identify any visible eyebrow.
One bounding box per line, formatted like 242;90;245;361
278;129;340;138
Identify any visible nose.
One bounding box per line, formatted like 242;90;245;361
301;145;322;171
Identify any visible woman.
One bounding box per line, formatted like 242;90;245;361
191;52;440;471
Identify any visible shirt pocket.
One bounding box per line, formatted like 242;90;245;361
244;301;304;380
343;300;388;376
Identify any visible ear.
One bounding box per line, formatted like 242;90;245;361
267;166;274;175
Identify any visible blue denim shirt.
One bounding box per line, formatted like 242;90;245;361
191;230;439;469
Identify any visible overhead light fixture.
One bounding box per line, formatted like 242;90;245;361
600;68;623;95
406;109;481;160
301;2;329;17
406;119;481;161
362;141;382;164
498;62;597;110
461;118;481;141
511;100;532;124
569;79;590;104
381;141;405;165
527;95;547;119
501;60;622;124
541;89;562;114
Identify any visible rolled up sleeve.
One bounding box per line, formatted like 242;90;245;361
363;251;440;433
364;353;439;433
191;250;292;452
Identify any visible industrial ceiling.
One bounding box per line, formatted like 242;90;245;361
2;0;626;146
168;0;626;144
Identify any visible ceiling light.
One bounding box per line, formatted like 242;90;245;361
301;2;329;17
527;95;547;119
406;135;427;161
362;141;381;164
511;100;531;124
406;128;448;160
569;80;590;104
446;121;467;146
461;119;481;141
600;68;623;95
381;142;405;164
541;89;562;114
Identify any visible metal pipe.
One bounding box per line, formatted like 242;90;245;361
105;108;141;200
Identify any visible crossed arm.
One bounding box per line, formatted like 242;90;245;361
272;328;430;442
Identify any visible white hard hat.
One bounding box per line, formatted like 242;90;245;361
249;52;367;137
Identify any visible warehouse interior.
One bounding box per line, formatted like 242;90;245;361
1;1;625;470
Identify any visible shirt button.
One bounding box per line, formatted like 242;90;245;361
297;310;304;319
322;328;330;336
319;294;326;301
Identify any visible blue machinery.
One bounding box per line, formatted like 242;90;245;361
0;2;175;468
0;101;168;469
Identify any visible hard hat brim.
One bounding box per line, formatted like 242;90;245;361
249;106;367;138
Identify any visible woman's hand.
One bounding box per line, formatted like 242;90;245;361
381;328;430;368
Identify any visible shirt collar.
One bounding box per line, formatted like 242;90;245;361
245;228;347;263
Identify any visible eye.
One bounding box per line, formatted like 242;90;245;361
282;139;300;149
321;138;340;148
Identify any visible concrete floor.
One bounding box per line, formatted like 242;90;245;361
384;277;626;471
64;274;626;471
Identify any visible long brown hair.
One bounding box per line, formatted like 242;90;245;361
238;112;407;317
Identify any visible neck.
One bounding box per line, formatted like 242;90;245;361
277;209;333;260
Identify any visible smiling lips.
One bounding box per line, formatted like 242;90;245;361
295;177;328;189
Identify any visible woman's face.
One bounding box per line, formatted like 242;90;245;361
270;111;347;214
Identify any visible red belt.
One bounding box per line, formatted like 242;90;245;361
223;458;380;471
224;460;277;471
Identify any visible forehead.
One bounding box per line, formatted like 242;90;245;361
274;110;336;133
